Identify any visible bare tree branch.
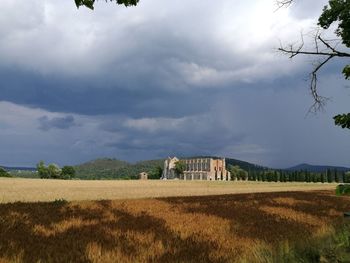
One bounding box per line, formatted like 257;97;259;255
276;0;293;9
278;30;350;111
309;55;334;112
277;0;350;129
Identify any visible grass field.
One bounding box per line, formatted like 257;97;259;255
0;178;337;203
0;190;350;262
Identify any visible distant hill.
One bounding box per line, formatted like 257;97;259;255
74;158;130;179
74;156;266;180
286;163;350;173
74;158;165;179
0;166;37;178
1;166;36;172
225;158;268;172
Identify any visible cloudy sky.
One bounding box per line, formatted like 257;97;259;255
0;0;349;168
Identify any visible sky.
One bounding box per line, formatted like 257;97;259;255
0;0;349;168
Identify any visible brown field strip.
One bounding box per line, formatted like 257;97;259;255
0;178;337;203
0;191;350;262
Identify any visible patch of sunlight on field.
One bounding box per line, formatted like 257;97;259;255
0;178;336;203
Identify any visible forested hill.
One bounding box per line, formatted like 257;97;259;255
74;158;164;180
286;163;350;173
225;158;268;172
74;157;266;180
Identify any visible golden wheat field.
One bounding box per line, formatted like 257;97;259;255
0;178;337;203
0;190;350;262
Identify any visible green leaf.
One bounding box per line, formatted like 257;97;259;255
333;113;350;129
83;0;95;10
75;0;139;9
343;65;350;79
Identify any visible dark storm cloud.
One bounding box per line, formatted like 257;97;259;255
38;115;76;131
0;67;213;118
105;125;247;160
0;1;314;118
0;0;349;168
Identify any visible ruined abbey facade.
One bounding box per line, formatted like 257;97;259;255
161;157;231;181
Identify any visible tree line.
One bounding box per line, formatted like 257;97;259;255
36;161;76;179
228;165;350;183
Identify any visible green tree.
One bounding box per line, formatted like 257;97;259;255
266;171;273;182
298;171;306;182
257;172;262;182
305;171;310;183
335;169;340;183
228;165;248;181
61;166;76;179
251;170;257;181
37;161;64;179
326;168;333;183
75;0;139;10
148;166;163;179
345;171;350;183
311;173;316;183
37;161;49;179
238;169;248;181
174;161;186;176
228;165;237;180
280;171;286;182
0;167;11;177
279;0;350;128
47;164;62;179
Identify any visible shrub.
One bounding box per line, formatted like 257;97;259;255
0;167;11;177
61;166;76;179
336;184;350;196
52;198;68;206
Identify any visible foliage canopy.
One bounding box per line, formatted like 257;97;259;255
37;161;76;180
0;167;11;178
174;161;186;176
74;0;139;10
319;0;350;129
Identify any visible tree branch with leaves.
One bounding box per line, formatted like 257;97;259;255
74;0;139;10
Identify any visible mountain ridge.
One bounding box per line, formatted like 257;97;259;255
73;156;268;179
286;163;350;173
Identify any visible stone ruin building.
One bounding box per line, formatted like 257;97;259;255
161;157;231;181
161;157;179;180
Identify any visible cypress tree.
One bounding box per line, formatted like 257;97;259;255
339;172;345;183
289;172;293;182
280;172;285;182
258;172;262;182
327;169;332;183
305;171;310;183
335;170;339;183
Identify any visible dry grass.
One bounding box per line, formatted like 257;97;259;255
0;191;350;262
0;178;337;203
